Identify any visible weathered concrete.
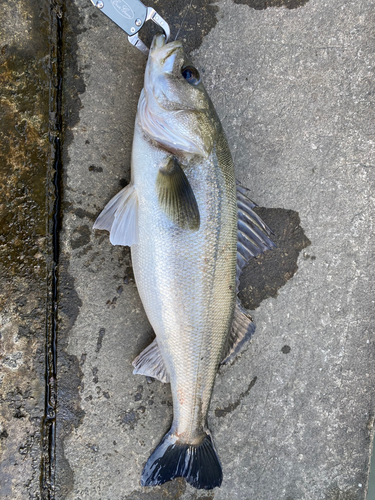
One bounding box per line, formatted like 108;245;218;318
0;0;58;498
58;0;375;499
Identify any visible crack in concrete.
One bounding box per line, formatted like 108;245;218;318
215;376;257;418
233;0;309;9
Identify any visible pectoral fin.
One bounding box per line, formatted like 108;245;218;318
156;157;200;231
93;183;138;246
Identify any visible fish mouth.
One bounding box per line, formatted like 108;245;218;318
150;34;183;58
151;33;167;50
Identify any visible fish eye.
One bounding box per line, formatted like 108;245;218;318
181;65;201;85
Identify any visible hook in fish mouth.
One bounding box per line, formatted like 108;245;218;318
151;33;167;50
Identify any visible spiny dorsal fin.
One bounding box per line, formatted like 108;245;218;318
225;182;276;362
132;339;170;383
221;298;256;365
93;183;138;246
156;156;200;231
236;181;275;290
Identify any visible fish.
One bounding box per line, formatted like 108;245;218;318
93;33;275;490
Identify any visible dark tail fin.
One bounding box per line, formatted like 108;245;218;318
141;429;222;490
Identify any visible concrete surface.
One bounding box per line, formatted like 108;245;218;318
58;0;375;498
370;444;375;500
1;0;374;498
0;1;58;498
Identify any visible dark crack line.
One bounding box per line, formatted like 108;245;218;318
41;2;64;499
215;376;257;418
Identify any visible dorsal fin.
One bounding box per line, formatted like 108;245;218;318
235;181;275;290
222;181;276;363
221;299;256;364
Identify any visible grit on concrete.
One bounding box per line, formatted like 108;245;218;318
58;0;375;499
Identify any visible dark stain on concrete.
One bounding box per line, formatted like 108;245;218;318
92;367;99;384
124;264;135;285
0;430;8;439
238;208;311;310
74;207;96;220
71;224;91;249
95;327;106;353
89;164;103;172
143;1;219;55
56;257;85;500
215;376;257;418
233;0;309;9
190;494;215;500
124;478;186;499
122;409;138;428
281;345;291;354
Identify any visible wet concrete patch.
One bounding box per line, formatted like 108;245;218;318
239;208;311;310
71;224;91;249
0;33;50;280
0;0;58;498
139;1;219;55
233;0;309;9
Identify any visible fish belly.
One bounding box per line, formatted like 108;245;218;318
131;124;237;442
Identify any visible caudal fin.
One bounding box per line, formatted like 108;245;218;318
141;429;222;490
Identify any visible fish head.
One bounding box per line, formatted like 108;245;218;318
139;34;218;157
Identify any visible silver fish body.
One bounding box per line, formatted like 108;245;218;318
131;117;237;443
94;34;275;490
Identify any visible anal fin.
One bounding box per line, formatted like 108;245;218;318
132;339;170;383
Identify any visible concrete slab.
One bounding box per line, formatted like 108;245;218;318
0;0;58;498
58;0;375;499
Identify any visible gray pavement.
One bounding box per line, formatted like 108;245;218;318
58;0;375;498
1;0;374;498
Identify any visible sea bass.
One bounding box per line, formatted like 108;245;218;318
93;34;274;490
